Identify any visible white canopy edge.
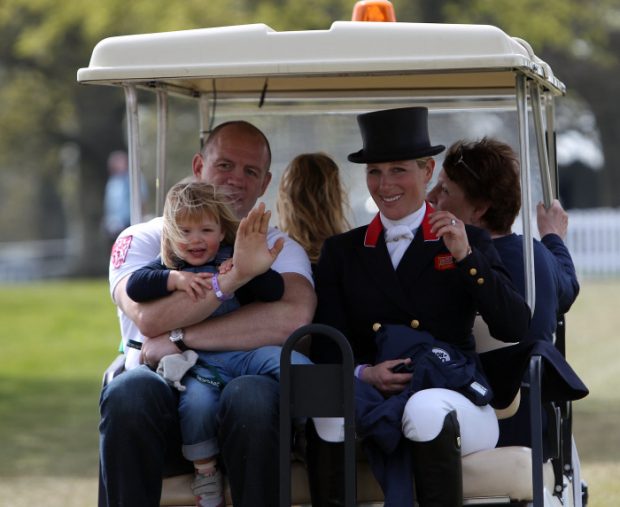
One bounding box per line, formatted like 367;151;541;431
77;21;565;98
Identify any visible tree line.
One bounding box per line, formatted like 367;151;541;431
0;0;617;275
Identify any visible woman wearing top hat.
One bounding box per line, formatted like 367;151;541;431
307;107;531;507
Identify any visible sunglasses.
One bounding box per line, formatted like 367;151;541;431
455;148;480;181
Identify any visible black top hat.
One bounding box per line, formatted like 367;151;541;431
347;107;445;164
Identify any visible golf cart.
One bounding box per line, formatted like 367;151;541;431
78;2;588;505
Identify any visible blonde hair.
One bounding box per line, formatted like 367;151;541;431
161;181;239;269
277;153;350;263
416;157;431;168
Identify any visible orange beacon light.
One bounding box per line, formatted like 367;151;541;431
351;0;396;22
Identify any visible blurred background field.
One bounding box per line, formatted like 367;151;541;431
1;1;619;505
0;277;618;506
0;280;116;506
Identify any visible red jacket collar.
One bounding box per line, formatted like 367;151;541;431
363;202;439;247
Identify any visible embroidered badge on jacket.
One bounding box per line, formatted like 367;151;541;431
434;253;455;271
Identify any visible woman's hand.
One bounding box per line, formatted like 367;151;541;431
537;199;568;240
361;359;413;396
429;210;471;261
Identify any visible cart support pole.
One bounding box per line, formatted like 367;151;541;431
516;74;536;314
124;85;142;225
545;93;559;199
529;356;545;507
531;84;554;209
156;90;168;216
199;94;212;149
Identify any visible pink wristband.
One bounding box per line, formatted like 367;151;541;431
212;273;234;301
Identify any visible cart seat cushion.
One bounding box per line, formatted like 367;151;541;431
160;446;554;506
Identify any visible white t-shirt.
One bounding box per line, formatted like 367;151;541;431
109;216;313;370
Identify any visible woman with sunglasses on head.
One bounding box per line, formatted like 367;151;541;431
308;108;531;507
428;137;580;453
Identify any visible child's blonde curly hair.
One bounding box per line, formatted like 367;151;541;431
161;181;239;269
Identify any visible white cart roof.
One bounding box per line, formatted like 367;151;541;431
77;21;565;101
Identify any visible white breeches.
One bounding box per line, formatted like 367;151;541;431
313;388;498;456
402;388;498;455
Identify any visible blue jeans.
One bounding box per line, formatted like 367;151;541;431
98;365;281;507
180;346;311;461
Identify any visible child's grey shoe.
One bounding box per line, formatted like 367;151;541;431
192;469;224;507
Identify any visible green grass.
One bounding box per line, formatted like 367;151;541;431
0;278;617;506
0;280;119;380
564;279;620;507
0;280;119;479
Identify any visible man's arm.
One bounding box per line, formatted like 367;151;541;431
140;272;316;366
125;260;172;302
117;202;287;337
115;274;223;335
186;272;316;349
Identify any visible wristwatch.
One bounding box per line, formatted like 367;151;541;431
169;328;189;352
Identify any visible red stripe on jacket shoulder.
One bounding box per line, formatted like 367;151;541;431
364;213;383;247
422;202;439;242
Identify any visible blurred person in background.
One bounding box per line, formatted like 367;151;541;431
102;150;131;243
277;152;351;273
102;150;148;247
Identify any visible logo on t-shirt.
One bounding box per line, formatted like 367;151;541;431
111;235;133;269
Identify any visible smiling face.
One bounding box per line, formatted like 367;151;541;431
365;158;434;220
175;213;225;266
192;123;272;218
